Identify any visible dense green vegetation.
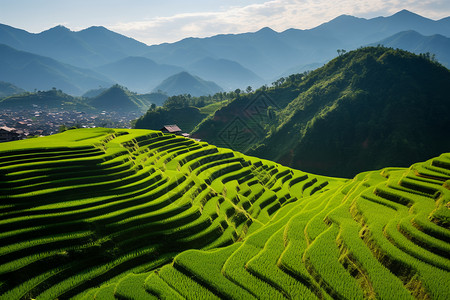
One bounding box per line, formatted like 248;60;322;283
192;47;450;177
134;92;236;132
0;128;448;299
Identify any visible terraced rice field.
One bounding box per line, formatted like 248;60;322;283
0;128;448;299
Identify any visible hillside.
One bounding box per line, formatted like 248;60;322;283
0;44;112;95
0;128;448;299
0;81;25;98
134;92;235;133
192;47;450;178
154;71;223;97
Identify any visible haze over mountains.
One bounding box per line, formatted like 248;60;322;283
0;10;449;96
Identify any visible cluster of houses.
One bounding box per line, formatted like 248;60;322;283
0;109;142;142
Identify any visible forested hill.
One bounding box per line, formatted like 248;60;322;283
192;47;450;178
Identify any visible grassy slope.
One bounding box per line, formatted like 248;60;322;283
0;129;448;299
0;128;343;299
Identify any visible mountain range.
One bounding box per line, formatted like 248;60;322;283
0;10;448;96
0;44;112;95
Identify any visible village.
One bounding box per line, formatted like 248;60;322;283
0;109;142;142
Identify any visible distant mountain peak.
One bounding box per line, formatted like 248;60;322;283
44;25;71;33
390;9;425;20
81;26;111;34
256;27;277;34
86;25;108;30
394;9;415;16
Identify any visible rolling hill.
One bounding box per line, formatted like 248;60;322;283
153;71;223;97
192;47;450;178
0;128;448;299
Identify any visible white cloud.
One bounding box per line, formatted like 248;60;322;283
109;0;450;45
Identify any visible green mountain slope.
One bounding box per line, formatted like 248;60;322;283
153;71;224;97
192;47;450;178
0;128;448;299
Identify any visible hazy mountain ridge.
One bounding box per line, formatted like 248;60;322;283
0;44;112;95
0;23;149;68
143;9;450;80
0;10;448;96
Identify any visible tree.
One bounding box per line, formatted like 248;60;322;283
246;86;253;93
337;49;347;56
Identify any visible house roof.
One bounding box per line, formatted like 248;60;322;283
0;126;17;132
160;125;181;133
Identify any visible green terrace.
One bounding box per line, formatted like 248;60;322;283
0;128;448;299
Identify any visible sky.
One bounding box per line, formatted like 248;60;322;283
1;0;449;45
